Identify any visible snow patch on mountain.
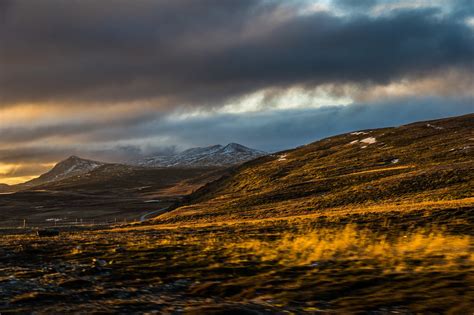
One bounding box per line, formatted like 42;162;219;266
426;123;444;130
135;143;266;167
360;137;377;144
23;156;106;186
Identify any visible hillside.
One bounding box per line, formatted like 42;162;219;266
0;164;225;228
1;114;473;314
20;156;106;188
156;114;474;225
135;143;266;167
0;165;225;227
32;163;225;195
8;154;225;195
0;184;12;193
5;143;264;192
0;157;225;228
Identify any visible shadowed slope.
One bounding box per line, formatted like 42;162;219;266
135;143;266;168
1;114;473;314
155;114;474;224
20;156;106;188
31;164;224;194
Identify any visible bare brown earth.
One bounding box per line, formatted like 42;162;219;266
0;114;473;313
0;167;224;228
155;114;474;225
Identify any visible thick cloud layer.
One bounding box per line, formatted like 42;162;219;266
1;0;472;107
0;0;473;184
1;96;472;160
1;95;473;184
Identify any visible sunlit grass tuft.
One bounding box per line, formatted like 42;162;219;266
117;224;473;274
1;220;473;313
226;225;473;272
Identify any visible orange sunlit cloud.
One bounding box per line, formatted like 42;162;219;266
0;162;55;185
0;0;472;185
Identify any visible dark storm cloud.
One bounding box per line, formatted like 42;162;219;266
0;144;144;165
453;0;474;17
0;111;160;143
1;96;472;165
1;0;473;185
141;96;474;152
333;0;378;10
0;163;51;178
0;0;473;107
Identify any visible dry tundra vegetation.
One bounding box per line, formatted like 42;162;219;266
1;114;473;313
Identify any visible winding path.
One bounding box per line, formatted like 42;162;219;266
139;206;170;222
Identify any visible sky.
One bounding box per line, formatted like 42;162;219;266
0;0;473;184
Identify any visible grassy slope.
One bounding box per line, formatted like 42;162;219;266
0;166;225;226
2;222;472;314
156;114;474;225
28;165;225;195
1;114;473;313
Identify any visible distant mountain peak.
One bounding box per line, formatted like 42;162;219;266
226;142;243;147
0;183;11;192
222;143;265;154
23;155;106;187
224;142;245;150
135;143;266;168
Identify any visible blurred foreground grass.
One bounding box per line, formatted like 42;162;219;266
1;214;473;313
227;225;473;272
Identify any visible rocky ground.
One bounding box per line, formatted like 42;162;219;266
1;208;473;314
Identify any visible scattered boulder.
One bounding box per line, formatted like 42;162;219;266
59;278;93;289
36;229;60;237
92;258;107;267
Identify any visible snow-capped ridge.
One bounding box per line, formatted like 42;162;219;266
23;156;106;186
135;143;266;167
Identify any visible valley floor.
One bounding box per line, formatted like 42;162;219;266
1;200;473;314
1;115;473;313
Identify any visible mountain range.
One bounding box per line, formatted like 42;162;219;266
156;114;474;224
134;143;266;168
2;143;265;191
21;155;105;188
1;114;473;314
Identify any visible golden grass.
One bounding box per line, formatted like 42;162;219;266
111;223;473;275
2;217;473;313
116;197;474;231
337;164;416;177
228;225;473;272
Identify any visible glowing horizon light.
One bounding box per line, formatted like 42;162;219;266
0;162;55;185
0;176;37;186
214;88;353;116
466;17;474;29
